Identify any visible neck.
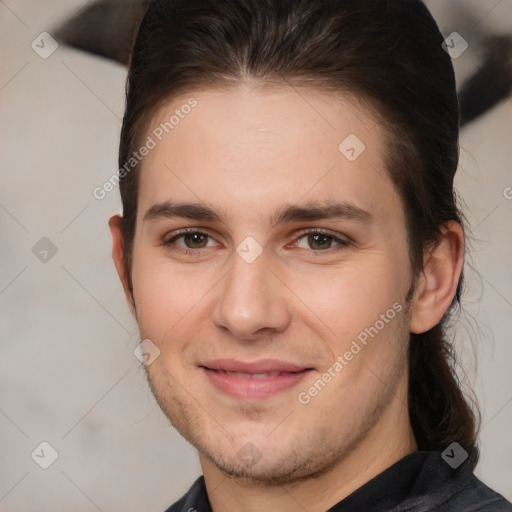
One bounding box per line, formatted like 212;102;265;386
201;395;418;512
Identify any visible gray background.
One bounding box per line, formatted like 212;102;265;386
1;0;511;510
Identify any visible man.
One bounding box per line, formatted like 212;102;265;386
108;1;512;510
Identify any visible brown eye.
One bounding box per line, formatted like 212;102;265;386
162;229;217;255
295;230;349;252
181;232;209;248
306;233;333;250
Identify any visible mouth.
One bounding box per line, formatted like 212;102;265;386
199;359;314;400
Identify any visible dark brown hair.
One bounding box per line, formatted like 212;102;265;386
118;0;480;467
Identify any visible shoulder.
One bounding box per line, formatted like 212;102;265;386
398;451;512;512
421;466;512;512
162;476;211;512
443;472;512;511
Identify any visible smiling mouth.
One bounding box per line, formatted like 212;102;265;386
210;370;301;379
200;360;314;399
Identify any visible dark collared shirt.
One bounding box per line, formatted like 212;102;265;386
164;450;512;511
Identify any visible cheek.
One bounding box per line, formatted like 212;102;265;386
291;255;405;344
130;250;206;343
294;260;410;405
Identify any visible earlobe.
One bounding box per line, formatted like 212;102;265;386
409;221;464;334
108;214;136;317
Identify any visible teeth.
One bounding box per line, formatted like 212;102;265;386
222;371;282;378
225;371;251;379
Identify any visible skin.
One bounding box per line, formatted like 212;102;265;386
109;85;464;512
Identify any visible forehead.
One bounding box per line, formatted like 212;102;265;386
136;86;402;226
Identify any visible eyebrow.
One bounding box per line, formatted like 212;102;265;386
143;200;373;226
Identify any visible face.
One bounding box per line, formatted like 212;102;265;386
121;86;416;484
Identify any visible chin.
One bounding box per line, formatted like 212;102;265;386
205;447;346;486
194;430;350;487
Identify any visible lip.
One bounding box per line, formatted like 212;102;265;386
202;358;310;374
200;359;314;400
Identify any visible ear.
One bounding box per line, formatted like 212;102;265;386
409;220;464;334
108;214;137;318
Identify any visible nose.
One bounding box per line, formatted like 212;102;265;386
212;248;292;341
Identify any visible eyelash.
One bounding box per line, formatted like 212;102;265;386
161;227;351;257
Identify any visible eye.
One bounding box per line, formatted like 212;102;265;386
162;228;218;255
293;229;350;252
